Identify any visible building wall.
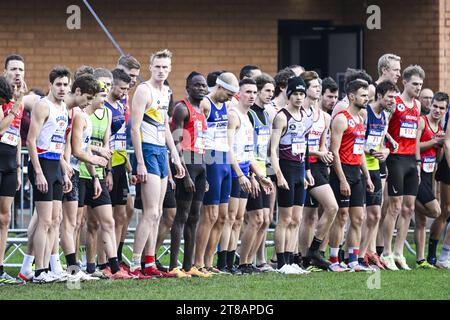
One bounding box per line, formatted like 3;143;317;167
0;0;443;99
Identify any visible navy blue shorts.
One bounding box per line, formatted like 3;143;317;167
203;151;232;205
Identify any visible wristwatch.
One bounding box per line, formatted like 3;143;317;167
92;174;100;182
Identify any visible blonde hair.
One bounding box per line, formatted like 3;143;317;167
377;53;401;77
150;49;173;64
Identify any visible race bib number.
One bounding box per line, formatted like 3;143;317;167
49;134;65;154
365;129;383;152
308;136;320;153
256;133;270;159
211;121;228;152
422;156;436;173
0;127;20;146
194;131;206;154
353;137;365;155
399;121;417;139
113;133;127;151
292;135;306;155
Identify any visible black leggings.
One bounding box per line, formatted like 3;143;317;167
170;163;206;270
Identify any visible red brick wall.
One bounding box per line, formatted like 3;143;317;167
0;0;444;99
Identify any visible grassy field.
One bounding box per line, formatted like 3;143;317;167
1;237;449;300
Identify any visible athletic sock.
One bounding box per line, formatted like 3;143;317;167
358;257;364;265
217;251;227;269
97;263;107;270
438;244;450;262
20;254;34;275
428;239;439;260
329;247;339;264
35;269;45;277
65;253;77;267
130;254;142;271
141;262;145;270
309;237;323;252
376;246;384;257
117;242;124;262
293;253;301;265
234;255;240;266
338;247;345;263
348;247;359;264
226;250;236;269
283;252;290;265
319;250;325;258
86;263;96;274
0;265;4;275
288;252;294;264
276;253;285;269
50;254;64;274
144;255;155;270
108;258;120;274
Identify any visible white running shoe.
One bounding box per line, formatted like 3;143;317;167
436;259;450;269
48;271;68;282
290;264;310;275
393;254;411;270
78;271;100;281
380;254;399;271
277;264;301;274
32;272;57;284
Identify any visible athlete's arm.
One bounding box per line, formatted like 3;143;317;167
16;138;22;191
416;117;432;151
444;121;450;166
270;112;289;190
165;115;185;179
71;112;107;167
318;113;333;163
22;94;40;113
330;113;350;196
131;84;150;183
201;97;211;119
171;101;189;167
26;99;50;193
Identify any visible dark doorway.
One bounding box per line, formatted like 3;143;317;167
279;20;363;97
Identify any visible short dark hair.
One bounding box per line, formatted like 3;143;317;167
403;65;425;81
93;68;113;80
29;87;45;97
0;76;13;103
239;78;257;87
4;54;24;69
49;67;71;84
321;77;338;95
207;70;225;88
375;80;399;101
346;79;369;96
111;68;131;84
74;65;94;80
255;73;275;92
186;71;202;86
239;65;260;80
344;68;372;88
274;68;295;97
71;74;100;95
432;91;450;106
118;55;141;70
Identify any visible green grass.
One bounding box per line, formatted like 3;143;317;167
2;236;449;300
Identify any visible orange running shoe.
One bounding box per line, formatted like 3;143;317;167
366;252;386;270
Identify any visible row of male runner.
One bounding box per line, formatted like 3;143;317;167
0;52;450;281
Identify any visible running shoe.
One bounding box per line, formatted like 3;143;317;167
48;271;68;283
144;266;176;278
327;263;347;272
32;272;57;284
306;265;323;273
237;265;252;275
128;268;153;280
78;271;100;281
0;272;26;285
101;267;113;278
248;264;262;273
277;264;301;274
365;252;386;270
110;270;133;280
155;260;168;272
435;259;450;269
18;271;34;282
393;254;411;270
380;254;399;271
416;260;436;270
168;268;191;278
349;263;375;272
89;269;109;279
184;266;212;278
339;261;350;270
207;266;228;275
307;250;331;270
119;261;130;273
427;256;437;266
256;263;276;272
